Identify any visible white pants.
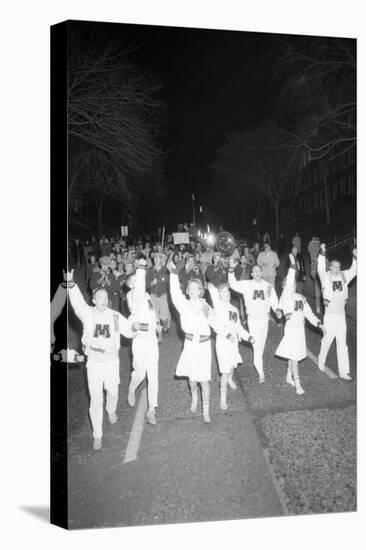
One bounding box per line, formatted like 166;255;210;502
151;293;171;329
247;318;269;378
86;359;120;439
318;313;350;376
131;336;159;408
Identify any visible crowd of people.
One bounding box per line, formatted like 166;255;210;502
52;229;357;450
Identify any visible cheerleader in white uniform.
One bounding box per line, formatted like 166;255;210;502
167;261;221;423
126;257;159;425
208;283;255;410
228;258;282;383
276;252;325;395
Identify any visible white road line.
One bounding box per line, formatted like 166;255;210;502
306;348;338;379
123;388;147;464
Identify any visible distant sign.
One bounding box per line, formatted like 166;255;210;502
120;225;128;237
173;232;190;245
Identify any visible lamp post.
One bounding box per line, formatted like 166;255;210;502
192;194;196;230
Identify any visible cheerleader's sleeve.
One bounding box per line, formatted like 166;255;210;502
304;300;321;328
207;283;220;309
317;251;327;288
170;272;187;313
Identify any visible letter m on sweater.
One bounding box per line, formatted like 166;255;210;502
253;290;265;300
94;324;111;338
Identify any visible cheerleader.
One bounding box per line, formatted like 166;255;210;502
228;258;282;383
276;252;326;395
167;261;221;423
126;257;159;425
208;283;255;410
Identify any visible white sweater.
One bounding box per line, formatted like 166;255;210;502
317;253;356;314
228;272;279;321
68;284;135;361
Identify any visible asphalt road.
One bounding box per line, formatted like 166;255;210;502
65;274;357;529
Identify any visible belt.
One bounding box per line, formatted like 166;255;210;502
184;333;210;343
139;323;149;332
90;346;106;354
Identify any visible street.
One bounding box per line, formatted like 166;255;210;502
66;276;357;529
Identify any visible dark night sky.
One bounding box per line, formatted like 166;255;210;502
74;21;284;230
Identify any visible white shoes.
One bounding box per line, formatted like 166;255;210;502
286;373;295;386
340;374;352;381
146;409;157;425
259;376;265;384
128;386;136;407
108;412;118;424
93;437;102;450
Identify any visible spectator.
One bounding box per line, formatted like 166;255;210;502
257;242;280;288
179;254;204;293
262;232;271;247
307;235;321;313
286;246;306;294
206;252;228;288
200;246;214;275
250;241;261;263
146;253;171;340
91;235;99;258
85;254;98;289
292;232;302;253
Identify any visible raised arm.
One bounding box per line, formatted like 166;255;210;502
228;257;247;294
280;254;297;310
343;249;357;285
207;282;220;309
167;261;187;313
130;260;147;307
65;270;91;322
317;243;327;287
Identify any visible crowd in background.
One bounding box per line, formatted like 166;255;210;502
67;229;344;323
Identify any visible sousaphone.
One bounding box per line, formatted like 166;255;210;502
215;231;237;256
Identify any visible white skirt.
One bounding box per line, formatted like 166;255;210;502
275;325;307;361
175;338;211;382
216;336;242;373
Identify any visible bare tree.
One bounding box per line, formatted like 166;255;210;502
212;121;299;240
67;25;165;235
277;37;355;158
275;37;356;225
